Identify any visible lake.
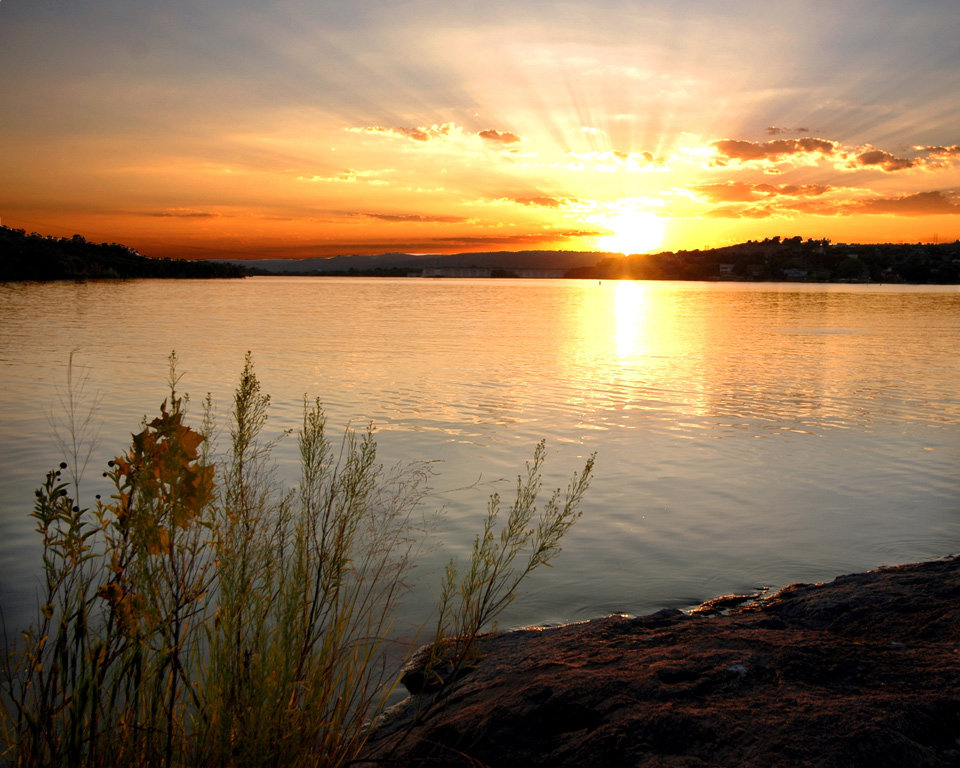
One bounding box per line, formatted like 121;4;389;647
1;277;958;635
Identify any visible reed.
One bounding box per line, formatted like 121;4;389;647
1;354;592;767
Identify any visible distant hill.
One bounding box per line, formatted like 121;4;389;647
0;227;246;281
222;238;960;283
226;250;614;275
5;226;958;283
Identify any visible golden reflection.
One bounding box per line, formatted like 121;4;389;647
613;280;651;359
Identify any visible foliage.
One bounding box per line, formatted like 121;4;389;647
1;355;592;768
0;226;246;281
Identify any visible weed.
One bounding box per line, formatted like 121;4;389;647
1;355;592;767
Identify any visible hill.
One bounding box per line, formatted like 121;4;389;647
225;238;960;283
228;250;613;276
571;236;960;283
0;227;246;281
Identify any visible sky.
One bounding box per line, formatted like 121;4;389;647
2;0;960;260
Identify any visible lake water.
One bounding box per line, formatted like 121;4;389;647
1;277;959;635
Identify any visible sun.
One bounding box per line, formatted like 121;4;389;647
596;211;666;255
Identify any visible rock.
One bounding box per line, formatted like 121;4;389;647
365;555;960;767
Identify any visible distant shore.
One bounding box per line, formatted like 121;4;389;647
5;224;959;283
229;236;960;283
370;555;960;767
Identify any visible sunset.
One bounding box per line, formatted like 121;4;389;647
3;3;960;766
2;0;959;259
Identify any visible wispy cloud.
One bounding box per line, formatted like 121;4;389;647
559;150;659;172
298;169;392;185
349;123;522;147
357;212;467;223
703;188;960;219
506;195;579;208
145;208;225;219
766;126;810;136
349;124;455;142
693;182;832;203
850;190;960;216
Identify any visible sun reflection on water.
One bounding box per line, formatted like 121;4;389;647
613;280;651;359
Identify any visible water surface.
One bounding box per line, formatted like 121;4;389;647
2;278;958;632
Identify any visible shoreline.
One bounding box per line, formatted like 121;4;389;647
370;555;960;767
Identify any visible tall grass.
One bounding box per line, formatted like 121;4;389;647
1;354;593;767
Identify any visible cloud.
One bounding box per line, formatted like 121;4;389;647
349;123;522;147
349;124;457;142
704;205;777;219
560;149;658;171
298;169;391;185
852;190;960;215
850;148;917;172
429;229;602;247
146;208;224;218
707;189;960;220
765;126;810;136
912;145;960;169
358;212;467;223
694;181;831;203
713;137;837;163
920;144;960;157
508;195;576;208
478;129;521;144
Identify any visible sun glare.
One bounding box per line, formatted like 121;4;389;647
596;211;666;255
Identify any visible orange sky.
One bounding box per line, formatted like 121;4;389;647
2;1;959;260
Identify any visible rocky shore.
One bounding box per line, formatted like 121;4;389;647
368;555;960;767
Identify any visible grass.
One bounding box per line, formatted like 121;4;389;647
1;354;593;767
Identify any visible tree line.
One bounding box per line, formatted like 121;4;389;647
0;227;246;281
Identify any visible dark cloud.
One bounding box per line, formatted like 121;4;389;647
713;137;837;162
359;212;466;223
854;149;916;172
760;183;831;197
709;190;960;219
399;127;431;141
479;129;521;144
853;190;960;215
766;126;811;135
922;144;960;156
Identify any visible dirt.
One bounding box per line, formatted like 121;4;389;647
366;555;960;767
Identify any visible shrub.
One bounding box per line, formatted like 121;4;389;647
1;355;593;767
